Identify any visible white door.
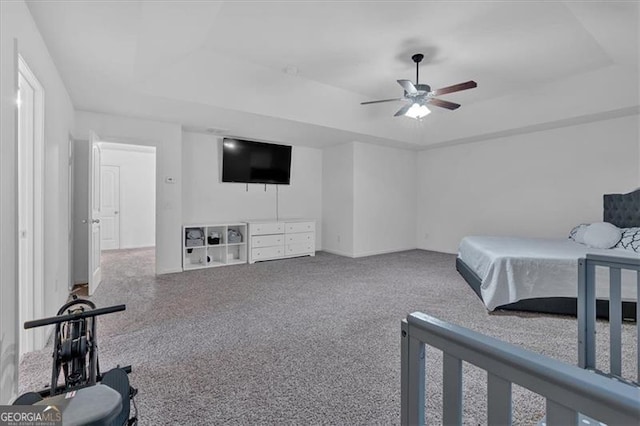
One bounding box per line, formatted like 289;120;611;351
18;72;34;355
88;133;102;295
18;55;45;355
100;165;120;250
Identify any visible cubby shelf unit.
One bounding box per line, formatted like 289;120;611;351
182;223;248;271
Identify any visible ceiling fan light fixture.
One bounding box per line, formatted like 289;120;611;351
360;53;476;117
405;103;431;119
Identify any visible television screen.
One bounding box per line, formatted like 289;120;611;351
222;138;292;184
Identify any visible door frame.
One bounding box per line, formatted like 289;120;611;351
68;134;74;290
76;136;159;276
17;54;45;354
88;133;102;296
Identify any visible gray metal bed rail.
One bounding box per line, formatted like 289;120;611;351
578;254;640;382
401;312;640;425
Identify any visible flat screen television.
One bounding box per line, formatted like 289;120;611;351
222;138;292;185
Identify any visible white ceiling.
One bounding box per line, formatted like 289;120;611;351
26;1;639;150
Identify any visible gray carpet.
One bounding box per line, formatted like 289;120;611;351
19;249;637;425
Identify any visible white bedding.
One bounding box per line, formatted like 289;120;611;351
458;236;639;311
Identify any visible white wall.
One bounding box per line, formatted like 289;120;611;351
100;143;156;249
181;132;323;248
417;114;640;254
353;142;417;257
322;142;355;256
74;111;182;274
321;142;418;257
1;0;74;403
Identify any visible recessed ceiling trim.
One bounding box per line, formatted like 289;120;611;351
421;105;640;151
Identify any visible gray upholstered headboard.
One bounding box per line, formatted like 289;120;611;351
604;189;640;228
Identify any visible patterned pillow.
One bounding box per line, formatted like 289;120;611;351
616;227;640;253
568;224;588;244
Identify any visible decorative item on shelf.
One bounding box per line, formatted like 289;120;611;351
183;223;248;270
186;228;204;247
208;231;221;245
228;229;242;243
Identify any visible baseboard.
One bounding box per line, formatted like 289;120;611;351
321;246;418;259
118;245;155;250
352;246;418;258
320;248;354;258
416;246;457;255
157;267;183;275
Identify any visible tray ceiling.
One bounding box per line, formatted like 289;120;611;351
26;1;639;149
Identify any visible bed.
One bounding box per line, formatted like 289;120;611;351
456;189;640;319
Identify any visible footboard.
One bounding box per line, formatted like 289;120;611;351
578;254;640;382
401;312;640;425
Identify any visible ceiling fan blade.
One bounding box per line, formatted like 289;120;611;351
433;80;477;96
397;79;418;94
393;103;412;117
429;98;461;110
361;98;404;105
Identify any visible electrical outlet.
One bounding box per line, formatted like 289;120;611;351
337;235;341;243
424;233;429;240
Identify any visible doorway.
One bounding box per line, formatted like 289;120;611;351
98;142;156;277
17;55;45;356
100;165;120;250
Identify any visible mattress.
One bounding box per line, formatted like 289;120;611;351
458;236;639;311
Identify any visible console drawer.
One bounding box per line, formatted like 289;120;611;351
251;222;284;236
252;246;283;260
286;242;314;256
285;221;315;234
286;232;314;245
251;234;284;248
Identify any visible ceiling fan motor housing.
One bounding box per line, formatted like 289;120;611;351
404;84;432;98
411;53;424;63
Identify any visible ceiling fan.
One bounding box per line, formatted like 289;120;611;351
361;53;477;119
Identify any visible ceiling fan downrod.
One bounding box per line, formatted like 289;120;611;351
412;53;424;85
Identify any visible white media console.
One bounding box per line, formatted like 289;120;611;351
181;219;316;270
247;219;316;264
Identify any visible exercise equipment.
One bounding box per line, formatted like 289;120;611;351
14;297;138;425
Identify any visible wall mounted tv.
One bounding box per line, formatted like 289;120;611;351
222;138;292;185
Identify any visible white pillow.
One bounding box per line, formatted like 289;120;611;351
583;222;622;249
568;224;588;244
